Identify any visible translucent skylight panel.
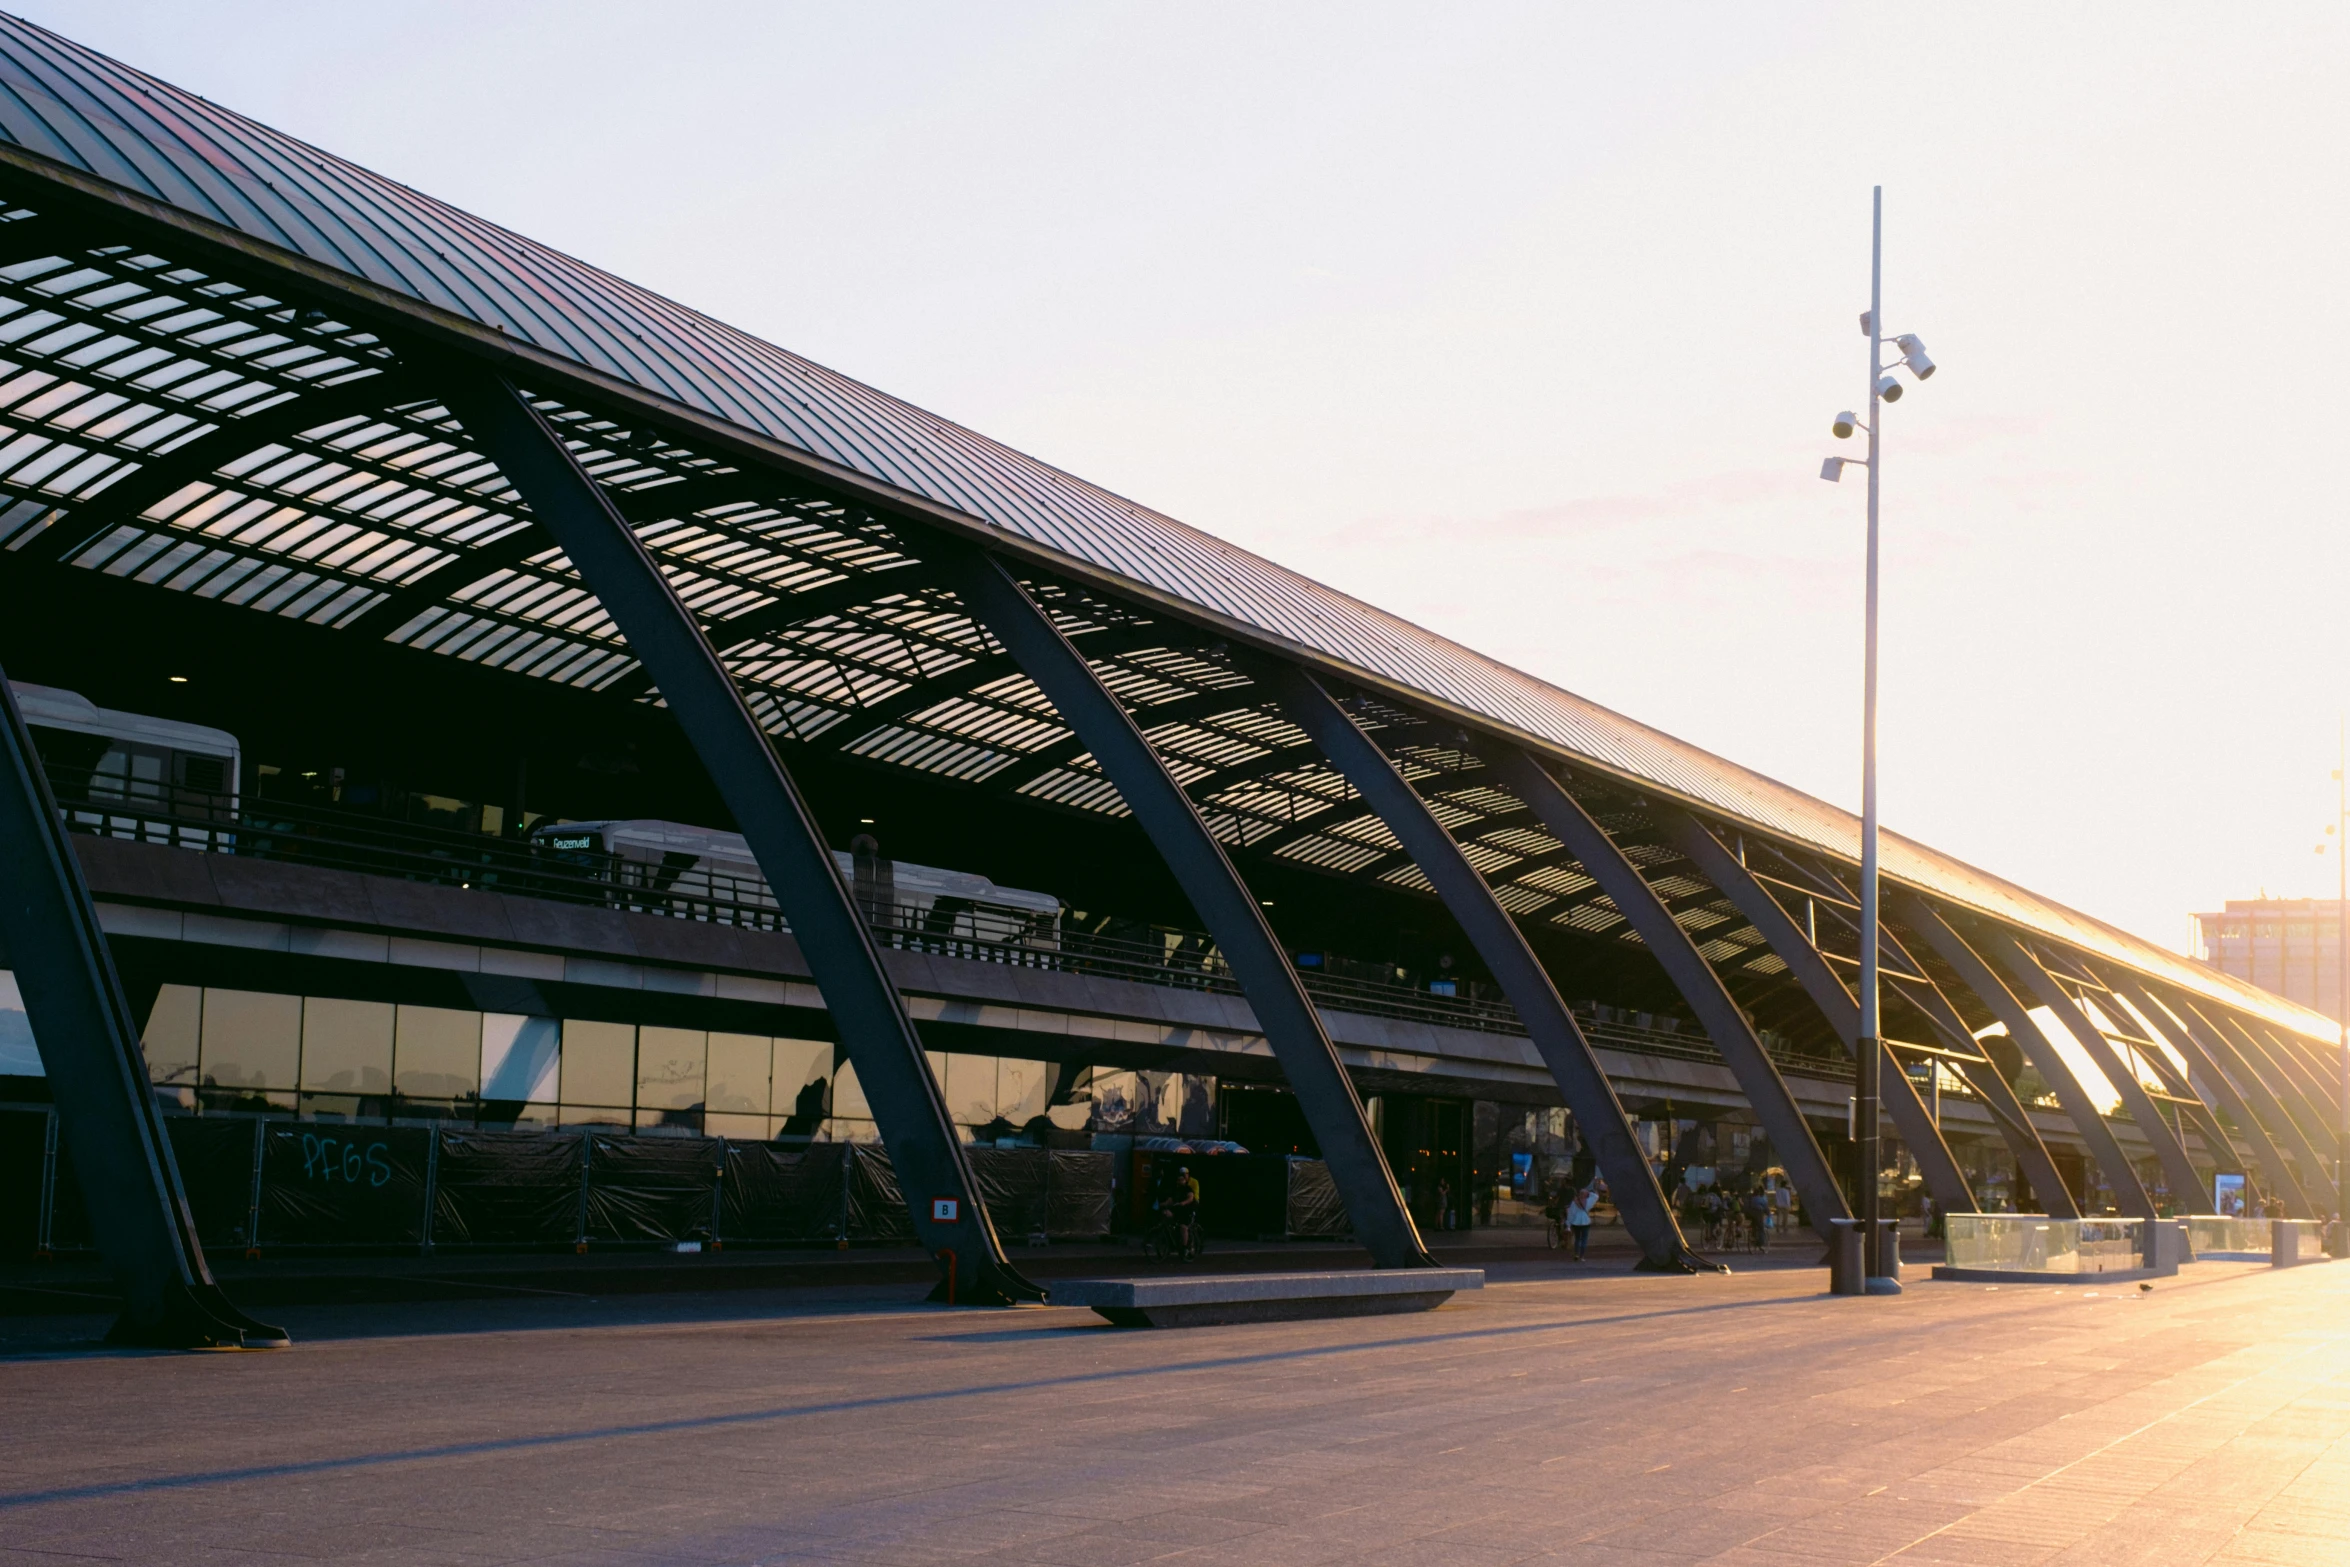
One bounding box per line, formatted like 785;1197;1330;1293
1015;769;1129;815
1272;835;1387;873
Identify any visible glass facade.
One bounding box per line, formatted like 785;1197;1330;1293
393;1006;482;1100
100;983;1061;1142
299;997;394;1098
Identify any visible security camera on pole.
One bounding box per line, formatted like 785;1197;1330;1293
1819;185;1935;1295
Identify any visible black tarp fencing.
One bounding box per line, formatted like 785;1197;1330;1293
431;1128;584;1248
971;1147;1051;1239
261;1125;431;1248
1284;1157;1351;1239
720;1143;846;1241
843;1141;914;1242
46;1119;89;1252
0;1116;1126;1254
0;1108;48;1256
166;1116;261;1250
1045;1149;1113;1240
584;1134;723;1243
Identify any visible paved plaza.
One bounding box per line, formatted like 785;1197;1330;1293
2;1256;2346;1566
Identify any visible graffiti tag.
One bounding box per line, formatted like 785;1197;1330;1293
300;1133;392;1188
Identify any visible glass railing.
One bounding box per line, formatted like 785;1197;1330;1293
2185;1216;2273;1256
2186;1217;2330;1259
1944;1213;2147;1273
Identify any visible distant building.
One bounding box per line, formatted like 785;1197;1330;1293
2195;899;2344;1022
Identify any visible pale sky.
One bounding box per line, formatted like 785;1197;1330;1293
26;3;2350;958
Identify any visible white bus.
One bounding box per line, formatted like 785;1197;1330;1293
529;818;1062;948
12;682;240;843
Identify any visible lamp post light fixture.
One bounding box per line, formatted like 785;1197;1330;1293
2318;721;2349;1256
1819;186;1937;1293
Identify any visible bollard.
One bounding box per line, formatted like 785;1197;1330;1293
2146;1219;2188;1274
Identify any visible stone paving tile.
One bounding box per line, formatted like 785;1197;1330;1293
7;1262;2350;1564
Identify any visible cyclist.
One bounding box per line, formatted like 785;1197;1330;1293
1167;1165;1202;1259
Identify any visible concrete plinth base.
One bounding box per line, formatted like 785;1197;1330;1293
1051;1268;1484;1328
1931;1264;2168;1285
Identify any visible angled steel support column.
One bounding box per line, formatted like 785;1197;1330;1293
2197;1006;2341;1212
2239;1018;2341;1131
447;376;1038;1304
1270;671;1707;1270
1976;948;2195;1212
0;673;286;1347
2071;973;2244;1187
1649;809;1973;1220
949;554;1432;1269
2247;1021;2340;1118
1993;938;2207;1208
1659;819;1977;1209
1899;899;2156;1219
2126;1027;2242;1181
1487;754;1854;1237
2109;979;2313;1218
1741;844;2045;1215
1997;934;2204;1209
2212;1010;2341;1195
2168;996;2335;1211
1870;925;2078;1219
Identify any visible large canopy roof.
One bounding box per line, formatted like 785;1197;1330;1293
0;14;2318;1041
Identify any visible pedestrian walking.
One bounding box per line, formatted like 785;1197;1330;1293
1437;1176;1454;1231
1566;1187;1596;1261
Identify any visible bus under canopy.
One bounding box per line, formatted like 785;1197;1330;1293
11;683;240;817
529;818;1063;945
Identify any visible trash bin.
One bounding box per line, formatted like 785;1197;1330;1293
2273;1218;2301;1269
1829;1217;1865;1295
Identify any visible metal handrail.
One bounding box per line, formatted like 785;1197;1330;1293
45;769;1857;1079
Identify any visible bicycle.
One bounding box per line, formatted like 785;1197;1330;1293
1143;1204;1202;1263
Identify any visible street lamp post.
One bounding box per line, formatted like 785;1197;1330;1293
2312;726;2346;1254
1820;186;1935;1293
2335;724;2348;1255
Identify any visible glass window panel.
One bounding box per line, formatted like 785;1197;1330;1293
141;983;202;1087
704;1112;768;1139
831;1056;870;1121
997;1058;1049;1124
942;1053;996;1126
705;1032;771;1116
200;988;301;1092
0;971;36;1078
481;1014;560;1102
394;1005;481;1099
824;1117;880;1143
559;1019;635;1111
773;1037;831;1133
636;1026;706;1112
301;997;393;1094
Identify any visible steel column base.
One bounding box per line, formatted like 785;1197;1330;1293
924;1262;1047;1308
106;1283;288;1350
1634;1251;1727;1275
